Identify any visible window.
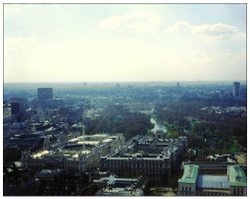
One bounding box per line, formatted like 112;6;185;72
240;188;243;195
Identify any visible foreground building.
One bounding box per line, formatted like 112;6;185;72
100;134;187;181
21;133;125;171
94;175;146;196
178;163;247;196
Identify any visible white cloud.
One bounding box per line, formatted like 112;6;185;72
192;23;239;41
168;21;245;41
98;11;160;33
168;21;193;33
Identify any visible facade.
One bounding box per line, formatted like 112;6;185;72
178;163;247;196
100;135;187;180
232;82;240;97
37;88;53;102
21;133;125;171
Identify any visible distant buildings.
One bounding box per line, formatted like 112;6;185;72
57;107;83;122
3;104;12;121
100;134;187;182
232;82;240;97
37;88;53;102
178;163;247;196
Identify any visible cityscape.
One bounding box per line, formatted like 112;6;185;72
3;81;247;196
3;4;247;197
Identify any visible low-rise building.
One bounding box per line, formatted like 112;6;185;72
100;135;187;181
21;133;125;171
94;175;146;196
178;163;247;196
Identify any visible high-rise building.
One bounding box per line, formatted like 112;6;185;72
37;88;53;102
232;82;240;97
10;98;27;121
10;98;27;114
10;102;20;115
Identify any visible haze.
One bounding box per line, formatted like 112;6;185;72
4;4;246;83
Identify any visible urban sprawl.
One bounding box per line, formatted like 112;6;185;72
3;81;247;196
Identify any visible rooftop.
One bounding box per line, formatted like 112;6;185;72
32;150;50;158
94;175;144;196
228;165;247;187
178;164;199;184
197;175;230;189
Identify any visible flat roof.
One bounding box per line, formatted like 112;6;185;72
178;164;199;184
197;175;230;189
103;138;113;143
32;150;50;158
77;141;100;145
106;156;168;161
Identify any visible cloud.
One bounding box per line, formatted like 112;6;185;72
98;11;160;33
168;21;193;33
168;21;245;41
192;23;239;41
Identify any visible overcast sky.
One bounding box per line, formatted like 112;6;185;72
4;4;246;82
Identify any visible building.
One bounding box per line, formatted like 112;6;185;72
3;104;12;121
57;107;83;122
178;163;247;196
232;82;240;97
235;153;247;165
10;98;27;120
37;88;53;102
94;175;146;196
21;133;125;171
10;98;27;114
100;134;187;181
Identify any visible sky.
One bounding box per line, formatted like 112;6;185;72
4;4;246;82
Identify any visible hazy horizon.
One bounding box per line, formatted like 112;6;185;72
4;4;246;82
4;80;247;84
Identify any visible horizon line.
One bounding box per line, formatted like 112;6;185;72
3;80;247;84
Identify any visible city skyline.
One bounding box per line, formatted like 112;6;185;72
4;4;246;82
